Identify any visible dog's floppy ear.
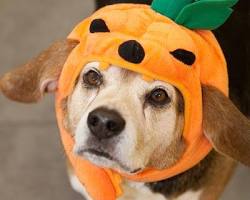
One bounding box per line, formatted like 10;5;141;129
202;85;250;167
0;39;79;103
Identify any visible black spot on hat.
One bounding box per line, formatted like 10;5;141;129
90;19;110;33
170;49;196;66
118;40;145;64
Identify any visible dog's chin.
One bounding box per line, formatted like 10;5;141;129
77;149;142;175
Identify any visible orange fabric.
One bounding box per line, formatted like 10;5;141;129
55;4;228;200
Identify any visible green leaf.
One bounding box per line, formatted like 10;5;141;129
151;0;194;20
175;0;239;30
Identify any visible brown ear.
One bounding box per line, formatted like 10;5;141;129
0;39;79;103
202;85;250;167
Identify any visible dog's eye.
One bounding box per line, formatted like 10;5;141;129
83;70;103;87
147;88;171;107
90;19;110;33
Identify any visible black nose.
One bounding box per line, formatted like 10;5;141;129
118;40;145;64
87;107;126;140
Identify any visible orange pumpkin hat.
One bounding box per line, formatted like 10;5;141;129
55;1;238;199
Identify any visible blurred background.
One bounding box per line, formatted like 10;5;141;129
0;0;249;199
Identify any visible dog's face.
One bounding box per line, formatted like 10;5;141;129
66;62;185;174
1;39;249;172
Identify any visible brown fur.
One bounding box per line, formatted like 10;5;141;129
202;85;250;167
0;39;79;103
61;97;74;134
200;155;236;200
147;151;235;199
148;138;186;170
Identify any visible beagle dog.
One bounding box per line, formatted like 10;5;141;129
0;1;249;200
1;39;250;200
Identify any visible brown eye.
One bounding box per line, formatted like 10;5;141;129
147;88;171;107
83;70;103;87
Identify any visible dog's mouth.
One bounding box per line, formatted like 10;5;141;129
80;148;142;174
83;148;113;160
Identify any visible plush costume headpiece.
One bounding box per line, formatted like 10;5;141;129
55;0;238;199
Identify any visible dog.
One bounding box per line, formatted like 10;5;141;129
1;41;250;199
0;1;249;200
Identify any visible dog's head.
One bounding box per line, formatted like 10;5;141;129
1;4;249;175
66;62;185;174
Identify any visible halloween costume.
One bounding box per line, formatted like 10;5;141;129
55;0;238;199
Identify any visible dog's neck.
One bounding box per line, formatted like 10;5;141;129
146;151;216;198
68;150;236;200
118;152;215;200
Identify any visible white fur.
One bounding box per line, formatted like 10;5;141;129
176;190;202;200
118;181;166;200
69;173;91;199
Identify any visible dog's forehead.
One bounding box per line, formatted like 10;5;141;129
103;66;139;83
82;64;145;91
81;62;176;90
82;62;139;81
